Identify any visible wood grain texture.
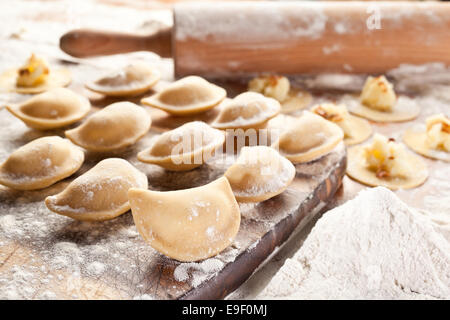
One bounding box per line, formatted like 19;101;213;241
173;2;450;77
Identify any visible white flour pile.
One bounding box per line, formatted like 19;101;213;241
258;187;450;300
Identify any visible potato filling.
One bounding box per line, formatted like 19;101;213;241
363;134;412;178
311;103;352;137
16;54;49;87
248;75;290;102
425;114;450;152
360;75;396;112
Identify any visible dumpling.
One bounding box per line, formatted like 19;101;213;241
6;88;91;130
212;92;281;130
0;53;71;94
65;102;151;152
141;76;226;116
248;75;312;113
272;111;344;163
403;114;450;162
45;158;148;221
347;133;428;189
85;62;160;96
341;75;420;122
224;146;295;202
0;136;84;190
137;121;225;171
128;176;240;262
310;103;372;145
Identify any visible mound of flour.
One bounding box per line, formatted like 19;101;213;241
258;187;450;299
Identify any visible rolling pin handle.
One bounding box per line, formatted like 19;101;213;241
59;28;172;58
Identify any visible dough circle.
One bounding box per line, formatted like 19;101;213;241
342;94;420;123
403;128;450;162
0;68;71;94
346;145;428;190
128;177;241;262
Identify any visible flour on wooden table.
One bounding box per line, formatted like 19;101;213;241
258;187;450;300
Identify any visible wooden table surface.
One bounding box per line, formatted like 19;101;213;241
0;0;449;300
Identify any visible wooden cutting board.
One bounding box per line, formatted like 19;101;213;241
0;57;345;299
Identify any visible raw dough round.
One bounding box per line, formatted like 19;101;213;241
403;127;450;162
0;68;71;94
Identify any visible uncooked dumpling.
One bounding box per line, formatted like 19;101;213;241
65;102;151;152
85;62;160;96
128;176;240;262
342;75;420;122
224;146;295;202
141;76;226;116
212;92;281;130
272;111;344;163
0;136;84;190
137;121;225;171
0;53;71;94
347;133;428;189
45;158;148;221
6;88;90;130
310;103;372;145
403;114;450;162
248;75;311;113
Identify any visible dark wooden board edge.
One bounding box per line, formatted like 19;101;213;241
180;151;347;300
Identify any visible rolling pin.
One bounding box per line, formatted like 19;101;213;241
60;1;450;78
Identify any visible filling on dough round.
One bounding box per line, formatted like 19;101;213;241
65;102;151;152
347;133;428;189
248;75;311;113
85;62;160;96
45;158;148;221
272;111;344;163
224;146;295;202
0;136;84;190
311;103;372;145
340;75;419;122
212;91;281;130
141;76;226;116
137;121;225;171
403;114;450;162
6;88;91;130
0;54;71;94
128;176;241;262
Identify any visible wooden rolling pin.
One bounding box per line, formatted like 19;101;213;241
60;1;450;78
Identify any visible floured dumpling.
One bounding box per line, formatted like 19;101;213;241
212;92;281;130
248;75;312;113
311;103;372;145
403;114;450;162
224;146;295;202
347;133;428;189
342;75;420;122
6;88;91;130
0;54;71;94
138;121;225;171
141;76;226;116
45;158;148;221
85;62;160;96
128;176;240;262
0;136;84;190
272;111;344;163
65;102;151;152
